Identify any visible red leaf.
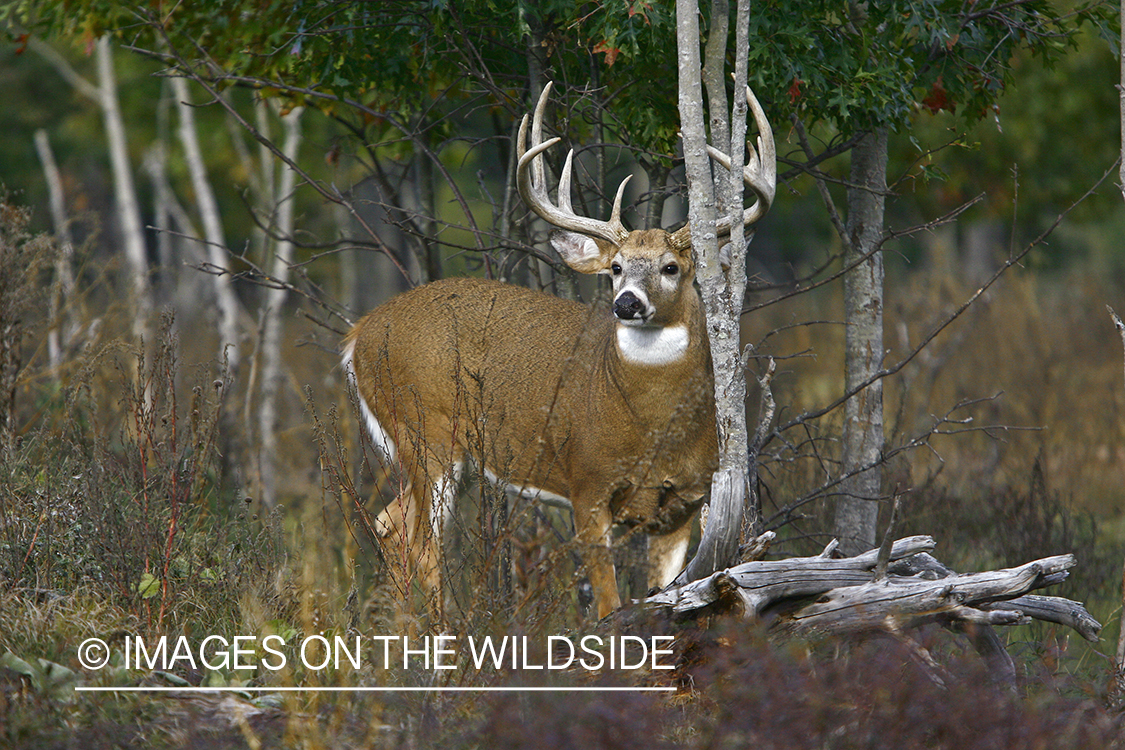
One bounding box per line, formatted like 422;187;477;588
921;78;955;114
592;41;620;67
788;77;803;105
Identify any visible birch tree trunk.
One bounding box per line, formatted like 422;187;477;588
833;128;888;556
258;107;304;508
33;129;76;376
675;0;760;582
142;137;208;311
30;38;149;339
96;37;152;344
171;75;242;376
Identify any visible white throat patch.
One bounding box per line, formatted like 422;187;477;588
616;324;690;365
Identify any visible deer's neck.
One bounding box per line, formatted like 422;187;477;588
579;300;713;437
596;305;713;434
615;324;691;366
611;290;709;371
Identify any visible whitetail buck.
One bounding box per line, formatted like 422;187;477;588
342;83;774;619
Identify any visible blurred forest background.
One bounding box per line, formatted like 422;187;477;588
4;0;1125;747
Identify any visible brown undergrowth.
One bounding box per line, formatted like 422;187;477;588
3;186;1125;744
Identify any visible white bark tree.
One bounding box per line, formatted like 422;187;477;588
675;0;774;581
32;37;151;344
97;37;152;344
32;129;76;376
171;75;243;375
142;137;209;314
258;105;304;508
833;129;889;556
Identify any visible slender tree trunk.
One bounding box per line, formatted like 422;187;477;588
702;0;730;215
511;33;546;289
253;99;275;266
171;75;242;375
96;37;152;343
146;144;173;279
30;37;150;342
645;163;672;228
142;137;207;310
33;129;75;376
727;0;758;539
961;219;1002;288
675;0;752;581
414;129;440;282
834;128;888;556
258;107;304;508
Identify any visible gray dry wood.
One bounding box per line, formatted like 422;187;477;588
643;536;1101;644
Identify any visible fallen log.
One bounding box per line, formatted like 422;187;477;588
642;535;1101;645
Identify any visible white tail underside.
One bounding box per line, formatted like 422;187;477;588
341;340;397;463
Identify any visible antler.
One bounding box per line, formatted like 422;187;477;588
669;85;776;250
516;82;632;246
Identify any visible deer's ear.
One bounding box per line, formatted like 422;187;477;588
550;230;614;274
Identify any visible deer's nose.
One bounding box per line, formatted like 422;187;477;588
613;291;647;321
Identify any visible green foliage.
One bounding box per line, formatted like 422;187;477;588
0;651;79;701
908;22;1119;224
8;0;1110;257
743;0;1103;132
14;1;1100;148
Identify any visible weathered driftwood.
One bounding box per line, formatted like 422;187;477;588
647;535;937;616
889;551;1102;642
643;535;1101;645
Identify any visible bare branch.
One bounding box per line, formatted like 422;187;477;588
769;159;1119;440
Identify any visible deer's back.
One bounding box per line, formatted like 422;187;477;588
350;276;606;383
348;278;611;472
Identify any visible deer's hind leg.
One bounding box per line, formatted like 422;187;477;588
374;479;419;556
373;442;464;619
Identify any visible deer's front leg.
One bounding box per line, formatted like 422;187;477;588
574;500;620;619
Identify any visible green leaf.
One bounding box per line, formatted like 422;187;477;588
1;651;80;699
137;572;160;599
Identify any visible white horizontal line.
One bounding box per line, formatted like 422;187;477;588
75;685;676;693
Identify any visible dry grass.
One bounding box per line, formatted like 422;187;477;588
4;187;1125;746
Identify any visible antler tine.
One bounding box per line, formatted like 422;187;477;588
530;81;553;192
672;84;775;252
608;174;632;232
559;150;575;213
713;85;777;231
517;115;561;179
515;82;631;246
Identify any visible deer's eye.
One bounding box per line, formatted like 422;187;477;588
611;262;622;275
662;263;679;276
